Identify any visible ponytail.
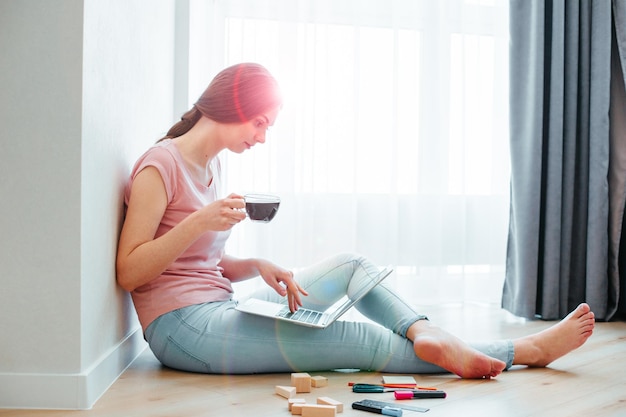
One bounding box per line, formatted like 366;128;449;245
157;106;202;142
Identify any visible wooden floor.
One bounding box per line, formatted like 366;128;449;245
2;303;625;417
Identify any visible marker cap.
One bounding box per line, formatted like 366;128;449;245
382;406;403;417
394;391;414;400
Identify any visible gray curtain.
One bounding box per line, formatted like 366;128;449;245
503;0;626;321
612;0;626;317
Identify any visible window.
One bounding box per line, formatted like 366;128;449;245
189;0;510;304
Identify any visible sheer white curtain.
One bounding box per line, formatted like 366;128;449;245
190;0;510;305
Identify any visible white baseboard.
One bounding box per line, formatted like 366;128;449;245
0;328;146;410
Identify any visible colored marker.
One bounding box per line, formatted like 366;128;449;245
394;390;447;400
352;402;403;416
348;382;437;390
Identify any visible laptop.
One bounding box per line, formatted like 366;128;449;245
235;266;393;328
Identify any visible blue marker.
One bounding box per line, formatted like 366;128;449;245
352;400;403;416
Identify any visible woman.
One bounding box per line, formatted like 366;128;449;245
116;63;595;377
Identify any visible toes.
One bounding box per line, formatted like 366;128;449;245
576;303;591;316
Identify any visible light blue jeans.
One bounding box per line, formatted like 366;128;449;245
144;253;514;374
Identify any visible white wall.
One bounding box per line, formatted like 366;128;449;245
0;0;178;409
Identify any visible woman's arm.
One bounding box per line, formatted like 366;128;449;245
116;166;245;292
219;255;266;282
220;255;308;312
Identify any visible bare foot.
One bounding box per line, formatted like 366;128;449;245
512;303;595;367
407;321;507;379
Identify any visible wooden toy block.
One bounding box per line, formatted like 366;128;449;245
317;396;343;413
301;404;337;417
291;372;312;393
311;375;328;387
291;402;306;415
289;398;306;411
275;385;297;399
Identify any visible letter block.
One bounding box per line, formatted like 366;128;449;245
317;396;343;413
289;398;306;411
311;375;329;388
291;402;306;415
291;372;312;393
301;404;337;417
275;385;297;399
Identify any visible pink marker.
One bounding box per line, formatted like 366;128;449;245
394;390;447;400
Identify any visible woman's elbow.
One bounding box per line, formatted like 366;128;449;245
116;275;135;293
116;261;137;292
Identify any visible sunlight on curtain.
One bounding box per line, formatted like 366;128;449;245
193;0;510;305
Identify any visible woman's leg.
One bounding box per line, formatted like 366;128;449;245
144;253;593;376
144;253;512;374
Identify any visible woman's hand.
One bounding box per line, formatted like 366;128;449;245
257;261;309;312
219;256;308;312
195;193;246;231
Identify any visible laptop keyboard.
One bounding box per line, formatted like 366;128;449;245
277;306;323;324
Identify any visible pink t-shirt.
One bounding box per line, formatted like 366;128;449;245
124;139;234;331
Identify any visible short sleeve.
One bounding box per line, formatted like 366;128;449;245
126;143;179;205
